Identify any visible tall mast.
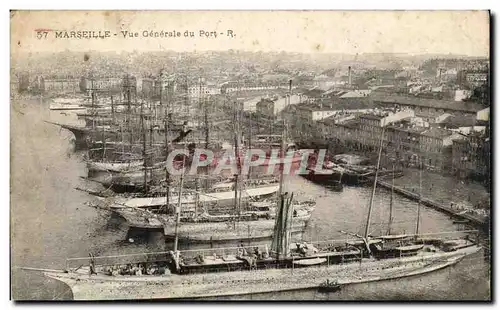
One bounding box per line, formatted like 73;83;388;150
127;88;133;147
120;124;124;158
388;160;395;235
91;79;96;132
111;95;115;125
162;75;171;214
364;123;386;240
204;96;209;149
203;96;210;190
195;77;202;218
415;157;422;238
173;152;186;257
149;120;154;182
233;102;241;220
277;81;292;202
101;124;106;163
248;110;253;178
271;192;293;260
140;100;147;193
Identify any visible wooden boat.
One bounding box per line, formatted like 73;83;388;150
49;103;87;111
40;187;482;300
103;200;314;243
97;185;280;209
87;160;144;173
453;220;470;225
161;212;311;242
42;244;479;300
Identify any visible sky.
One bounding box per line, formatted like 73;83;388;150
10;11;490;57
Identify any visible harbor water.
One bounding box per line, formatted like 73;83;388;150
10;99;490;300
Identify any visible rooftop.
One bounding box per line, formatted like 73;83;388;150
337;118;361;129
359;114;384;120
421;127;455;139
440;114;477;129
301;88;326;98
295;98;374;112
371;93;484;113
387;122;427;134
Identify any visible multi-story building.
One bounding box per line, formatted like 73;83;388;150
187;83;221;98
452;132;490;180
298;106;458;171
221;81;294;94
80;77;123;92
42;78;81;94
371;93;484;117
418;127;461;171
292;98;375;123
457;70;489;88
255;94;301;118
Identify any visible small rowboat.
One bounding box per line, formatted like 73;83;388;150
318;279;342;293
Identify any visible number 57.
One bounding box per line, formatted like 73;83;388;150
36;31;48;39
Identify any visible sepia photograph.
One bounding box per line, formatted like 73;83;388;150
9;10;491;301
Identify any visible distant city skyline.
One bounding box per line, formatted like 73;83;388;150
11;11;489;58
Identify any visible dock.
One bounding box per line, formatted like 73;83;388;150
376;180;488;229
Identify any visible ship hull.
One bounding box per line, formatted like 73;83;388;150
304;169;369;186
44;245;480;300
113;208;310;242
104;185;280;208
163;216;311;242
87;160;145;173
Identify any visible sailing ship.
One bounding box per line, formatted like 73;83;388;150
89;81;314;243
49;96;90;111
40;188;481;300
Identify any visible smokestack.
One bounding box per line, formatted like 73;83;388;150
289;79;292;92
348;66;352;85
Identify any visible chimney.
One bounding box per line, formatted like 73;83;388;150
348;66;352;86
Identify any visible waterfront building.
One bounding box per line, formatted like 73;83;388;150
80;77;123;92
452;132;490;180
42;78;81;94
221;81;293;94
